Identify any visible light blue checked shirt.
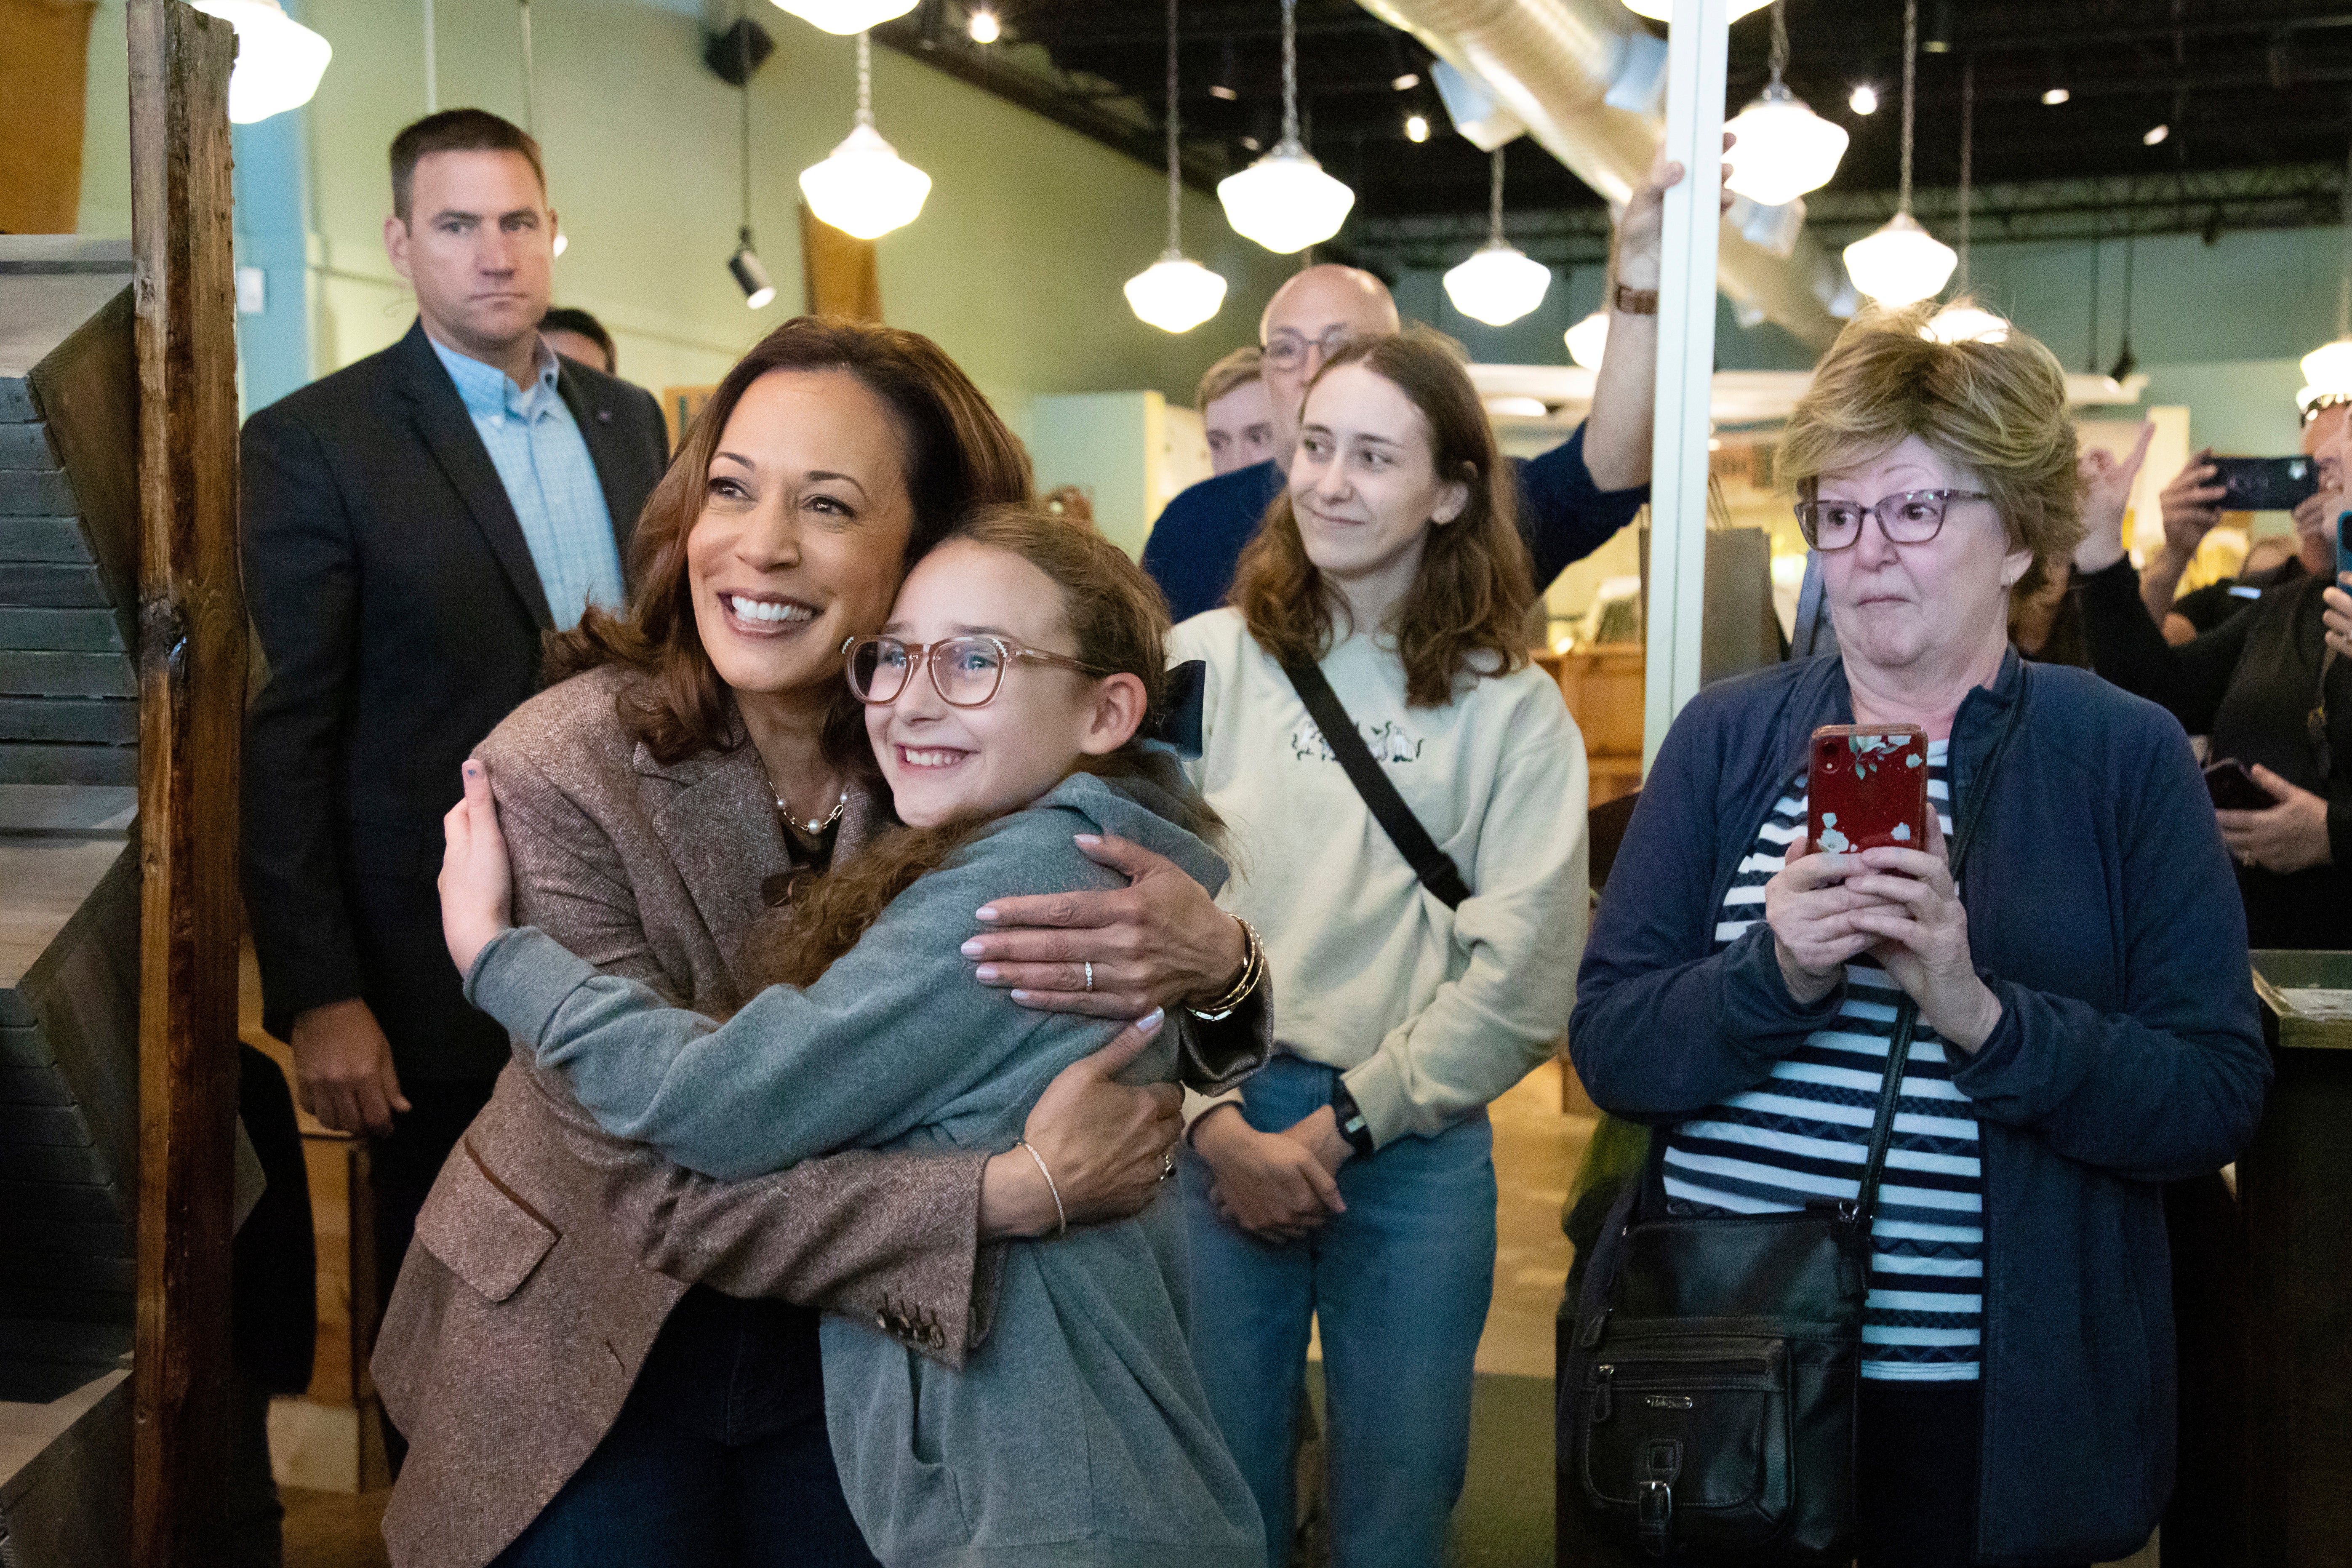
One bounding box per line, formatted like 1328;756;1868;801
430;334;624;631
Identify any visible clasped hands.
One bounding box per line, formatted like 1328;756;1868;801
1765;813;2001;1056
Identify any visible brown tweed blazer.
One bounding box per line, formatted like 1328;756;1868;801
373;665;1000;1568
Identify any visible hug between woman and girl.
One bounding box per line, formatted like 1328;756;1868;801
384;315;1586;1568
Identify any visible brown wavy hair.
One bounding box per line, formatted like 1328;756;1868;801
544;316;1034;766
755;504;1219;988
1777;298;2083;597
1228;329;1533;707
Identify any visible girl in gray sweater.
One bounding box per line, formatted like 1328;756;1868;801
438;507;1267;1568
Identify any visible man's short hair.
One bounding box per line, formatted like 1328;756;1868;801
540;307;616;371
1196;347;1264;413
391;109;545;222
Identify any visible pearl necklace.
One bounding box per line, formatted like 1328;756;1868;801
777;788;849;837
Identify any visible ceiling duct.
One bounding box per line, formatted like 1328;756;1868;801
1357;0;1846;347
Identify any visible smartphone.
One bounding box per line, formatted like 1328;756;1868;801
2208;455;2320;513
1808;724;1929;855
2204;758;2274;812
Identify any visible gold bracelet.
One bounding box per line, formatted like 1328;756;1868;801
1013;1138;1067;1239
1188;917;1263;1022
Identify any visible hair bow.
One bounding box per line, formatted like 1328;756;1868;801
1151;659;1208;757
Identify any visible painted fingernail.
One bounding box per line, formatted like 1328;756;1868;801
975;907;1000;922
1139;1008;1165;1032
1008;989;1031;1002
975;965;1000;981
960;939;984;956
1074;834;1101;847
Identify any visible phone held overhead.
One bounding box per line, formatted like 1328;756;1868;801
1808;724;1929;855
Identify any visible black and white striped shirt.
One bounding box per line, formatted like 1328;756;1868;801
1661;741;1985;1381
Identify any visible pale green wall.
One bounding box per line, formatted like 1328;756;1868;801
74;0;1291;429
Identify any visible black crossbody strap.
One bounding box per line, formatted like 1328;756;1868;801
1283;659;1473;909
1850;668;2028;1224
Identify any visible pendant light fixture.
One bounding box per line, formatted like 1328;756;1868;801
1622;0;1771;22
1842;0;1956;306
2301;144;2352;406
1925;56;2005;343
726;16;776;309
1216;0;1355;254
1565;307;1610;370
771;0;915;35
1443;149;1552;327
1125;0;1227;333
187;0;333;124
1721;0;1848;209
800;31;932;240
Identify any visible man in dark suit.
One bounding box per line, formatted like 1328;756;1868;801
240;109;669;1364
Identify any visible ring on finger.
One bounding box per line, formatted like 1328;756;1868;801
1159;1148;1176;1181
1083;960;1094;992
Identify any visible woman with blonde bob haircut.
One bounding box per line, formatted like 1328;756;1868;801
1176;328;1591;1568
1568;302;2269;1566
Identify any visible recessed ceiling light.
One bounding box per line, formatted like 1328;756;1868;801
1848;84;1877;115
1404;113;1429;143
967;7;998;43
2144;123;2169;145
1392;71;1419;91
2041;86;2069;105
1209;83;1238;101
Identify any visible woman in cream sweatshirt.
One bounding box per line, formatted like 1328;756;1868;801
1173;330;1588;1568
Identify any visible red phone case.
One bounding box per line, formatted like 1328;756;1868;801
1807;724;1929;855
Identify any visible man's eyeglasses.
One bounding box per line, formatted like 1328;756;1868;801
1262;326;1356;373
1795;489;1993;552
842;634;1107;709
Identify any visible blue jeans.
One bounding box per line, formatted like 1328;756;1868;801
1182;1054;1497;1568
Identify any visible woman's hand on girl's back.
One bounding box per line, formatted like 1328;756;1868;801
1764;832;1882;1005
438;760;517;979
980;1012;1185;1239
965;832;1251;1018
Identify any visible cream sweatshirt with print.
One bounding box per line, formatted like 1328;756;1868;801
1171;608;1589;1147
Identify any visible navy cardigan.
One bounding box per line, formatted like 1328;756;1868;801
1571;650;2269;1566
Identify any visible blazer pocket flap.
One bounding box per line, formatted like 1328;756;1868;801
415;1139;558;1303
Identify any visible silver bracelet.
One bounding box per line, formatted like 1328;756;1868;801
1014;1138;1068;1239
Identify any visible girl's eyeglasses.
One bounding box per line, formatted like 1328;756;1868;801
1795;488;1992;552
842;634;1108;709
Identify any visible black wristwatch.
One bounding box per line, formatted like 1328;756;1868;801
1329;1079;1376;1157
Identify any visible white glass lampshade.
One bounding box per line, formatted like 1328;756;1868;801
1721;83;1849;208
1217;141;1355;254
1443;241;1552;328
799;121;931;240
1842;211;1957;306
1923;304;2009;344
1622;0;1772;21
1125;253;1227;334
770;0;916;34
187;0;332;124
1565;309;1611;370
2302;337;2352;395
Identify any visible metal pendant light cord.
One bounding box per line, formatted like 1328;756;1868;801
738;1;754;246
519;0;536;134
2339;140;2352;338
1488;149;1506;247
857;30;875;128
1899;0;1916;215
1768;0;1788;89
1957;55;1973;288
1280;0;1301;148
1164;0;1182;253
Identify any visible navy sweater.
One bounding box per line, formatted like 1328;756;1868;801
1141;423;1649;624
1573;650;2269;1566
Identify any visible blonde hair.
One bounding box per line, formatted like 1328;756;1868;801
1196;347;1264;411
1777;299;2083;596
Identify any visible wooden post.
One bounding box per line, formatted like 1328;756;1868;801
127;2;245;1561
1640;0;1730;773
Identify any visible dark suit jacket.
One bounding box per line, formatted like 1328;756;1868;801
240;319;669;1079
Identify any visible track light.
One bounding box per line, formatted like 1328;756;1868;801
1405;113;1429;143
967;7;998;43
2143;123;2170;146
2041;87;2069;106
1848;84;1877;115
729;233;776;309
1392;72;1419;91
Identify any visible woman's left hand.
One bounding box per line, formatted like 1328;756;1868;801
964;834;1249;1019
1838;813;2004;1055
438;759;516;978
2216;764;2334;875
2323;577;2352;661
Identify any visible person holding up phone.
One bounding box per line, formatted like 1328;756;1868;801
1571;303;2267;1568
2074;395;2352;948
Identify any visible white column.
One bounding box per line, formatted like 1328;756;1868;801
1641;0;1731;774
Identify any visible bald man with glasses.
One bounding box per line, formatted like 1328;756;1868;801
1142;148;1701;624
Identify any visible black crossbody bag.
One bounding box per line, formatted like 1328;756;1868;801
1283;661;1472;908
1561;687;2023;1563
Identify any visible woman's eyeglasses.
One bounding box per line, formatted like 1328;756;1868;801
1795;489;1993;552
843;634;1107;709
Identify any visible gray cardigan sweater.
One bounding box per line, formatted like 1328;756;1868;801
467;770;1268;1568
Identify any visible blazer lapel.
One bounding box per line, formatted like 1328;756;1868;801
555;365;645;571
639;740;792;1001
392;320;555;632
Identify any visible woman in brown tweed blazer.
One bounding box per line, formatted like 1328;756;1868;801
373;319;1264;1568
